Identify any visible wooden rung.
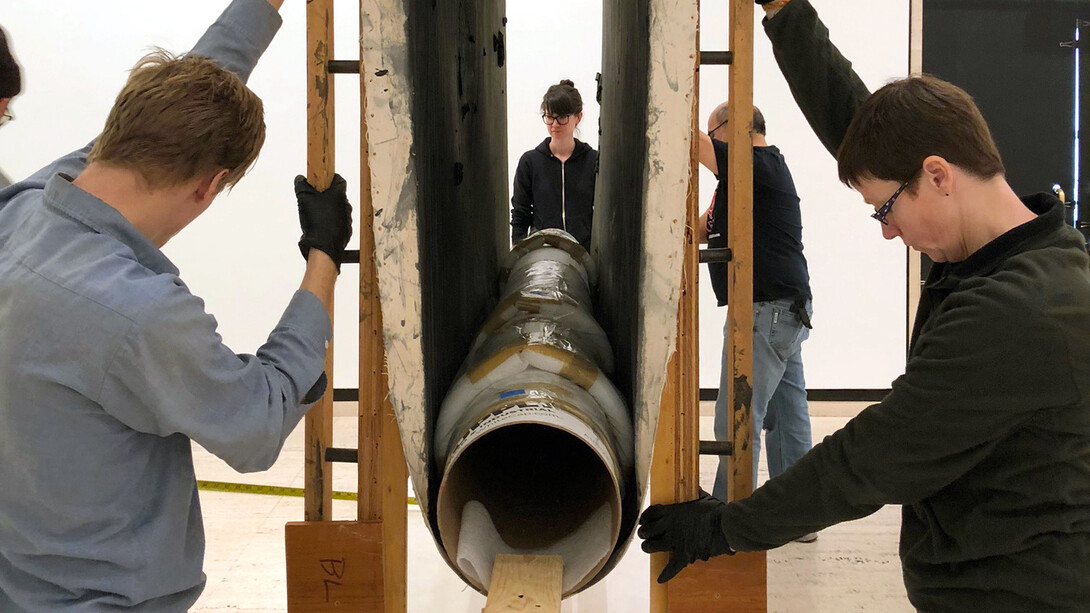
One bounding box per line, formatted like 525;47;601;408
698;50;733;65
328;59;361;73
482;555;563;613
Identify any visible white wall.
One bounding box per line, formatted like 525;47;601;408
0;0;908;392
503;1;910;390
506;5;602;172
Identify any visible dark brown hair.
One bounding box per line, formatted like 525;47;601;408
541;79;583;117
837;75;1005;190
89;49;265;190
0;26;20;98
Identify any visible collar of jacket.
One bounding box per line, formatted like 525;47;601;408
535;137;592;160
927;192;1070;290
43;173;179;276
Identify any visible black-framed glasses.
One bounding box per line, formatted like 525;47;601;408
542;113;571;126
872;180;909;225
0;109;12;127
709;116;728;137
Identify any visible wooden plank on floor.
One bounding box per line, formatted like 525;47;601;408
285;520;384;612
482;555;563;613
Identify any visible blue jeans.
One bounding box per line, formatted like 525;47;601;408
712;298;812;501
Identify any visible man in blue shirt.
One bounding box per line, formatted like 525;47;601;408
0;1;353;610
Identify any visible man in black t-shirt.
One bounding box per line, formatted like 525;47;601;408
698;103;815;542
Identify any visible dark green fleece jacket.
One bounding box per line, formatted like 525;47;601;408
718;2;1090;612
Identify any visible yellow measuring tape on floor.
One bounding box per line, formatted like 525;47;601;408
196;480;418;506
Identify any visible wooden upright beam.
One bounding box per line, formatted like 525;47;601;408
648;1;706;610
304;0;335;522
648;16;701;611
721;0;768;608
653;1;767;611
679;0;704;509
907;0;924;348
285;520;385;611
725;0;756;504
358;3;408;610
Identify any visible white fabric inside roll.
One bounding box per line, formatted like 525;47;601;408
454;500;614;595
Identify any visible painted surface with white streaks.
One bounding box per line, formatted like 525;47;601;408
633;0;697;499
360;0;431;515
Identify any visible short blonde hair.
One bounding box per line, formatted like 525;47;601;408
89;49;265;190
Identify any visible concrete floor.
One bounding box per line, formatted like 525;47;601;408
191;402;914;612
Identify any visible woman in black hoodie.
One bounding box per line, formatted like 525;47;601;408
510;79;598;251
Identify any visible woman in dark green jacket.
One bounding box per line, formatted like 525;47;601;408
639;2;1090;611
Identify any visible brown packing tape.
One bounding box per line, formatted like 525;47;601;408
470;294;616;376
556;349;600;390
466;344;522;385
500;230;594;286
465;342;600;390
479;294;528;335
515;294;564;312
478;292;573;336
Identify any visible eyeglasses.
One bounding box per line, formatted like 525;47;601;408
872;180;909;225
542;114;571;126
0;109;12;127
709;116;728;137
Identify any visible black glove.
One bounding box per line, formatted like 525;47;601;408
638;490;734;583
295;174;353;271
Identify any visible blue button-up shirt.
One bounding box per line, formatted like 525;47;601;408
0;2;330;610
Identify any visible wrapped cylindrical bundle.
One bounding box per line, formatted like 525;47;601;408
498;228;598;287
433;230;632;596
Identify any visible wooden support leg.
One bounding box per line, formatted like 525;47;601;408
652;0;767;610
285;521;385;611
665;554;767;612
482;555;563;613
303;0;334;525
358;0;408;606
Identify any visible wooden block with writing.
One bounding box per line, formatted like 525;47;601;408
667;551;766;613
482;554;563;613
285;520;384;612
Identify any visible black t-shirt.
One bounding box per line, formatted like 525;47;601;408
706;139;811;306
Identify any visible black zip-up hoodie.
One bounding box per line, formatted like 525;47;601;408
510;137;598;250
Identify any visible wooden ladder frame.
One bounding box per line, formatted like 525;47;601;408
649;1;766;611
284;0;407;611
284;0;766;611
